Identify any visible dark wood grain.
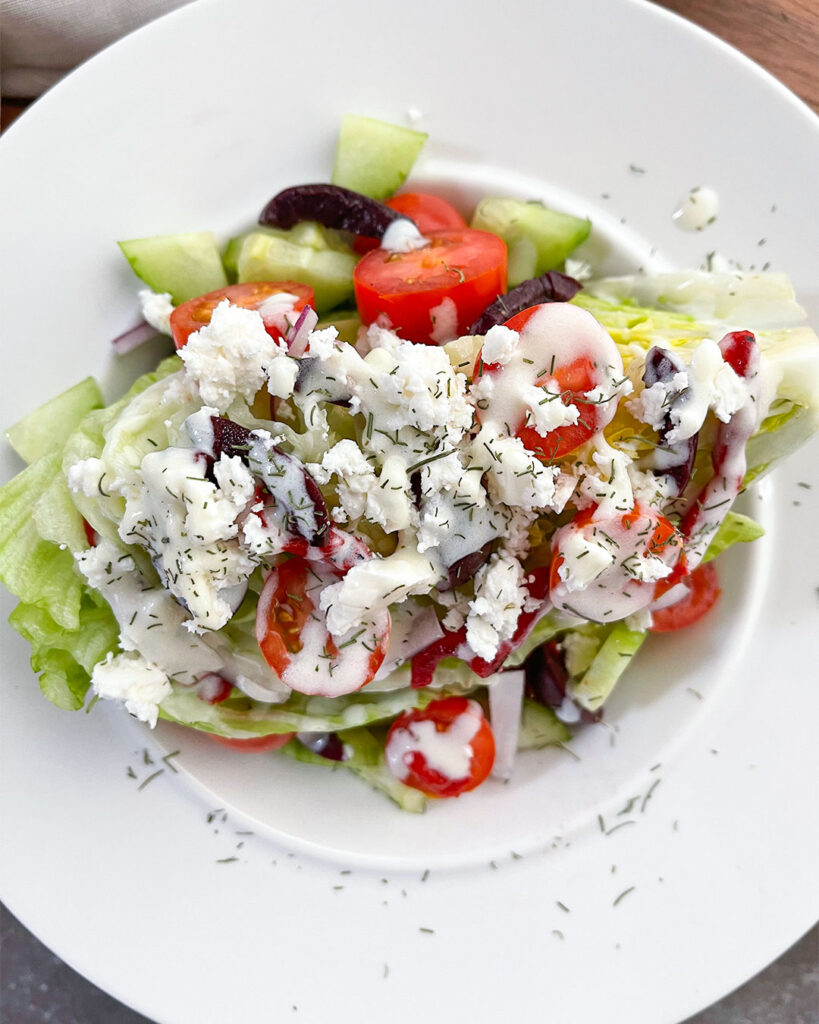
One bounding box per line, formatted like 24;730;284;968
655;0;818;112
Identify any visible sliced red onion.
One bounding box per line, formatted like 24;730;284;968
488;670;525;780
259;183;414;239
469;271;583;335
111;320;156;355
286;305;318;358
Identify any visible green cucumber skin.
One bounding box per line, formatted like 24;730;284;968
118;232;228;303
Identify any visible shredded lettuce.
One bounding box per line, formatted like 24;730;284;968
158;680;445;739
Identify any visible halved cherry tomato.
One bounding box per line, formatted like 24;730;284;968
170;281;314;349
208;732;294;752
650;563;721;632
354;193;467;253
255;557;390;697
384;697;495;798
503;305;611;459
549;503;684;622
354;229;507;345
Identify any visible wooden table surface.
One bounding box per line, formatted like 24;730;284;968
0;3;817;1024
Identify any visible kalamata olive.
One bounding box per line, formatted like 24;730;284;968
260;183;413;239
469;270;582;335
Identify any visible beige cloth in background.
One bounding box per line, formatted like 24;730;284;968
0;0;192;97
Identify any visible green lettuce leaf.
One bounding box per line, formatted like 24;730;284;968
159;681;445;739
0;453;85;629
571;621;647;713
9;595;119;710
5;377;104;464
702;511;765;564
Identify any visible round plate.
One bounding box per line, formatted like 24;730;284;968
1;1;817;1022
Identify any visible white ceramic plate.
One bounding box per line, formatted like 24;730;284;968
1;1;818;1021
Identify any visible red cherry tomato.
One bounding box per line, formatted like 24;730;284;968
354;229;507;345
650;563;721;632
354;193;467;253
503;305;606;459
385;697;495;797
549;503;684;623
255;557;390;697
170;281;314;349
208;732;294;752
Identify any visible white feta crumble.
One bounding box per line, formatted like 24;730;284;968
480;324;519;366
466;552;527;662
138;289;175;335
556;530;613;592
179;300;284;412
474;427;561;510
320;547;442;638
628;368;689;430
91;651;171;728
266;354;299;399
305;326;339;361
523;381;580;435
66;457;107;497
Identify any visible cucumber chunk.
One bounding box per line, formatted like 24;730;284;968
331;114;428;200
471;198;591;287
118;232;228;303
236;223;357;313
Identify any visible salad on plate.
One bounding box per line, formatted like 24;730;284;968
2;115;817;811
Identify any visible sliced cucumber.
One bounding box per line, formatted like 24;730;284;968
570;622;646;713
471;198;591;287
331;114;428;200
236;223;357;313
118;232;228;303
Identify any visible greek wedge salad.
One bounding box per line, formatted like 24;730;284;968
3;116;818;812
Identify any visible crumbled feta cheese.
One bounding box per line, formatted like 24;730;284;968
473;427;561;510
119;445;256;632
66;457;107;497
91;651;171;728
556;531;613;592
267;354;299;399
180;300;284;412
305;326;338;361
138;289;174;335
321;547;442;638
466;552;527;661
523;381;580;435
480;324;519;366
628;369;688;430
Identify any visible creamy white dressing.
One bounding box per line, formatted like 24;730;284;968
380;217;429;254
672;186;720;232
386;700;482;782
